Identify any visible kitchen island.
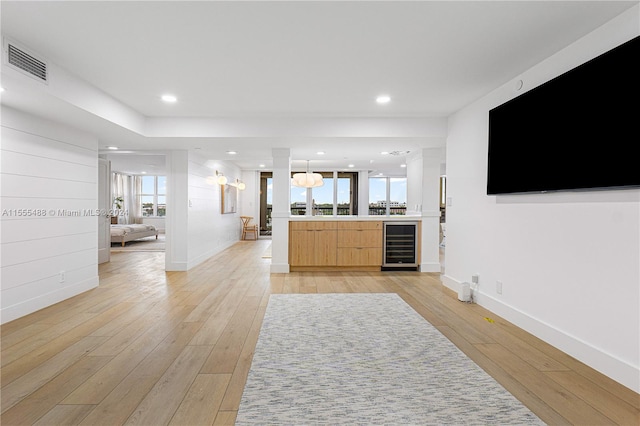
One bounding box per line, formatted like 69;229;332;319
288;216;421;271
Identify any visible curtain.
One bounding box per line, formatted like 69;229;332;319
111;173;143;224
130;176;143;224
112;173;125;224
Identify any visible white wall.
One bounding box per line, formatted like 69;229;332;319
240;169;260;223
185;152;242;269
444;7;639;392
1;107;99;324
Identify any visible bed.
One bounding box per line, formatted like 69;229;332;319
110;224;158;247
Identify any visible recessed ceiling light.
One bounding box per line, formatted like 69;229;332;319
0;87;5;92
400;164;407;168
226;150;237;155
348;164;355;168
106;146;119;150
259;164;266;168
376;95;391;104
316;151;325;155
161;94;177;103
380;151;389;155
141;171;147;174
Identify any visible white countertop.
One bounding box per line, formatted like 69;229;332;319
288;215;421;221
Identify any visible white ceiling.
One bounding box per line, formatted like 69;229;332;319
1;1;637;174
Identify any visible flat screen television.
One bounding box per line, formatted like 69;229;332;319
487;35;640;195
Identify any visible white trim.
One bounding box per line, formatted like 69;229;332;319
441;274;640;393
165;261;188;272
1;276;98;324
419;262;441;273
270;263;290;274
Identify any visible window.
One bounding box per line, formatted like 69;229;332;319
312;173;333;216
140;175;166;217
290;180;307;216
369;177;407;215
369;177;387;215
389;178;407;215
289;171;358;216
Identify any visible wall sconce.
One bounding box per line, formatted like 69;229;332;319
228;179;246;190
216;171;227;185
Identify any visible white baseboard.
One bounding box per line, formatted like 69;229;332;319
270;263;290;274
165;261;188;271
1;276;99;324
440;274;640;394
419;262;441;273
441;274;460;293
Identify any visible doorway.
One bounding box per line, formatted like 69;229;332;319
259;172;272;236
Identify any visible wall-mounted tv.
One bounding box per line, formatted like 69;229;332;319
487;35;639;195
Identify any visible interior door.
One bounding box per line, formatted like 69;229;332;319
98;158;111;264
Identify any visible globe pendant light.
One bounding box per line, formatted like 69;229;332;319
292;160;324;188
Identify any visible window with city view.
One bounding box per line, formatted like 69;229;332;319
262;173;404;224
290;172;357;216
369;177;407;215
260;172;358;229
141;175;166;217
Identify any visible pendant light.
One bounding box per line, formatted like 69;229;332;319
292;160;324;188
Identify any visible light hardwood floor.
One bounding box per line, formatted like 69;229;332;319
1;240;638;425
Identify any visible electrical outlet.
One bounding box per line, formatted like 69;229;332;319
59;271;66;283
496;281;503;294
472;274;479;284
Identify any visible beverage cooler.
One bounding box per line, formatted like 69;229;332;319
383;222;419;269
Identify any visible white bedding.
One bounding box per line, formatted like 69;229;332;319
111;224;158;246
110;224;157;237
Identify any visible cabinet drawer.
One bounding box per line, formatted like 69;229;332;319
337;229;382;248
337;221;382;230
337;248;382;266
290;221;337;231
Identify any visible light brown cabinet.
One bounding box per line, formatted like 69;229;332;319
337;221;382;266
289;221;382;270
289;221;337;266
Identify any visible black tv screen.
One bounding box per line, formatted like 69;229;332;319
487;35;640;195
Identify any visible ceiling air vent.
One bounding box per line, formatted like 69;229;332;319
7;42;48;82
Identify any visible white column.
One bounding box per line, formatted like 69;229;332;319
358;170;369;216
270;148;291;273
165;150;189;271
406;152;423;216
411;148;444;273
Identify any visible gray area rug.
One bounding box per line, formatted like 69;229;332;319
237;293;544;425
